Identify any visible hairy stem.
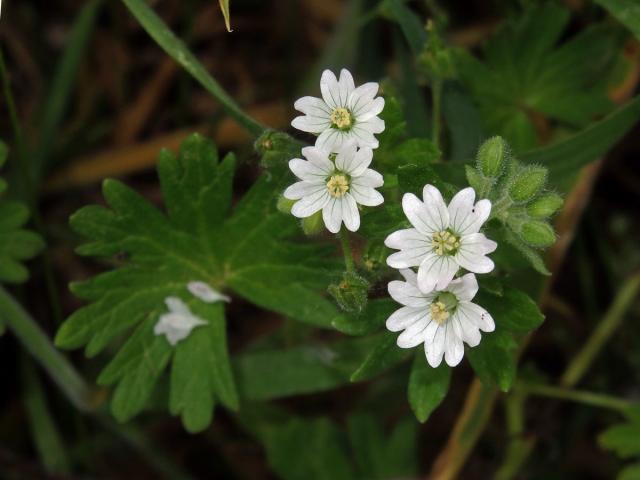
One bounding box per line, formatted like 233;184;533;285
339;226;356;272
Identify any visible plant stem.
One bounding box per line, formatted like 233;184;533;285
0;286;93;411
121;0;266;137
339;227;356;272
516;381;632;413
561;271;640;387
431;78;443;150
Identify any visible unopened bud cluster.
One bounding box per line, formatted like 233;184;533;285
466;136;563;248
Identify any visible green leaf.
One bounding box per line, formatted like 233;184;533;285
0;163;45;284
467;330;517;392
600;421;640;458
521;95;640;190
332;298;396;336
350;332;410;382
456;4;619;151
619;463;640;480
596;0;640;40
476;287;544;333
121;0;264;136
58;134;340;429
407;353;451;422
218;0;232;32
501;228;551;275
261;417;356;480
382;0;427;55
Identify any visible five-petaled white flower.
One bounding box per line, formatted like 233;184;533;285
387;270;494;367
385;185;497;294
291;69;385;153
284;142;384;233
154;297;208;346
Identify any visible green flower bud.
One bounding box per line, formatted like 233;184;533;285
254;130;303;170
509;166;547;203
328;271;370;314
465;165;490;195
477;136;509;178
276;195;295;214
301;211;324;236
520;220;555;247
527;193;563;218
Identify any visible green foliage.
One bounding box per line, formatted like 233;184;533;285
456;3;618;151
56;134;341;431
407;353;451;422
0;142;45;284
350;332;411;382
596;0;640;41
600;420;640;458
467;330;517;392
328;272;370;314
218;0;232;32
258;413;418;480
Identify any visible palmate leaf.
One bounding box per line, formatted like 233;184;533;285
456;3;619;151
55;134;341;431
0;141;45;284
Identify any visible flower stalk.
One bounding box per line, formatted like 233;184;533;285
339;226;356;272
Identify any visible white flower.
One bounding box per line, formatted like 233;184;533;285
187;281;230;303
291;69;385;153
283;142;384;233
386;270;495;367
385;185;497;293
154;297;207;346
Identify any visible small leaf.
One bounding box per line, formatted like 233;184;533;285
619;463;640;480
595;0;640;41
599;422;640;458
218;0;232;32
477;287;544;334
467;330;517;392
350;332;410;382
407;353;451;422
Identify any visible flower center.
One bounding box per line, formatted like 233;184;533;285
429;292;458;325
431;230;461;256
326;174;350;198
330;107;353;130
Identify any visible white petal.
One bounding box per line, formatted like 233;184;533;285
320;70;342;108
422;185;450;228
289;158;329;182
424;324;446;367
154;312;207;346
294;95;331;117
322;197;343;233
341;194;360;232
417;253;459;293
348;82;379;114
457;302;495;332
187;281;230;303
338;68;355;106
349;125;379;149
284;181;324;200
335;141;358;172
463;199;492;235
337;145;372;176
301;146;334;173
352;169;383;188
291;189;330;218
165;296;189;314
291;115;330;134
448;187;476;234
386;241;431;269
445;273;479;302
402;193;446;235
460;233;497;255
455;246;495;274
444;322;465;367
397;316;432;348
356;97;385;122
315;128;347;153
399;268;418;286
388;279;430;307
386;306;427;332
385;228;427;250
452;311;481;347
350;184;383;206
